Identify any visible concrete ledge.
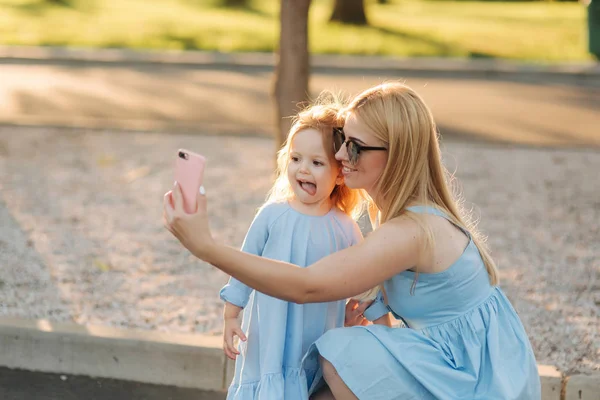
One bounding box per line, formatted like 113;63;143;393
0;316;596;399
564;373;600;400
0;316;226;391
539;364;563;400
0;46;598;79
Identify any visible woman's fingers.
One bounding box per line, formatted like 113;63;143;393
163;191;174;221
163;182;215;260
171;182;184;212
194;185;207;216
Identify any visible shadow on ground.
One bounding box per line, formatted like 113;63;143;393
0;367;226;400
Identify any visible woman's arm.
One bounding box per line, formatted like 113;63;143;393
164;183;421;304
205;216;421;303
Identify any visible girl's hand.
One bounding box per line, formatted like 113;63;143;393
163;182;215;259
344;299;373;327
223;317;247;360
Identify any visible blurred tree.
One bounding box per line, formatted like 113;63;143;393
273;0;312;147
330;0;368;25
589;0;600;59
45;0;71;5
221;0;249;7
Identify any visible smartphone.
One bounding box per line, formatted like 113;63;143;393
173;149;206;214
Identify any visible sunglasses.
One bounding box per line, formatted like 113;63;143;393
333;127;387;165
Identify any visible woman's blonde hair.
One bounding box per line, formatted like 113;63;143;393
348;82;498;297
264;93;366;220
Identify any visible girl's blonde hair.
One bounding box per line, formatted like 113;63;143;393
265;93;366;220
348;82;498;298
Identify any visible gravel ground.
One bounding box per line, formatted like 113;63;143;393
0;127;597;375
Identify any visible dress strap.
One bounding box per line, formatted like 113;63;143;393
406;205;448;219
406;205;471;239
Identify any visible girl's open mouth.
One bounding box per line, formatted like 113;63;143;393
298;180;317;195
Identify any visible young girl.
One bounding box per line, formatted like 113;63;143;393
219;101;365;399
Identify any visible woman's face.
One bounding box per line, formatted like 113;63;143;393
335;112;388;197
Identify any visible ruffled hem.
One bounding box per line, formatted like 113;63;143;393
226;367;312;400
417;287;529;369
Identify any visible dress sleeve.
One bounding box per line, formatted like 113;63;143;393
219;205;270;308
363;290;389;322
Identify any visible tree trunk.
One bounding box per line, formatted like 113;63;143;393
330;0;368;25
272;0;312;148
46;0;70;5
221;0;249;7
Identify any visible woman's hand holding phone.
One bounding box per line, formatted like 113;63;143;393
172;149;206;214
163;149;215;259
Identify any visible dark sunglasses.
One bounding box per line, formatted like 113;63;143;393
333;127;387;165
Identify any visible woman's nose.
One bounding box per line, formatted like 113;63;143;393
335;143;347;162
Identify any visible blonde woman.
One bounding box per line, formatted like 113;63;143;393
164;83;541;400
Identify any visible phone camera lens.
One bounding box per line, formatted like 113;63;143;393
178;151;188;160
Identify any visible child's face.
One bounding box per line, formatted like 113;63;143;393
287;128;341;207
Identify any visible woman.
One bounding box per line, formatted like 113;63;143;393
164;82;541;400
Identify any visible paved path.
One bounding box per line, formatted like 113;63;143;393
0;61;598;147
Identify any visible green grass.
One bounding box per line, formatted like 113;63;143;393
0;0;591;62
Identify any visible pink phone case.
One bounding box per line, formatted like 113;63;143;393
174;149;206;214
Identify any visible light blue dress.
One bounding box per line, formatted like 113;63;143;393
303;205;541;400
220;201;363;400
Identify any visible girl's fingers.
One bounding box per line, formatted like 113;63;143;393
345;300;363;325
223;334;237;360
355;300;373;315
346;299;359;312
224;348;236;360
224;332;234;350
229;340;240;356
235;328;247;342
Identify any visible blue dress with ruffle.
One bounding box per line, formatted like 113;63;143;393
302;206;541;399
220;201;362;400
